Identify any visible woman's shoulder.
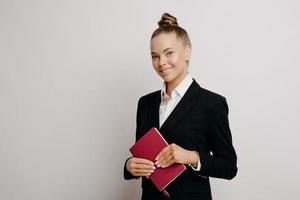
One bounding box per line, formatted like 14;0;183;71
137;90;160;104
142;90;161;98
195;83;228;109
198;86;226;102
187;79;225;103
197;88;229;115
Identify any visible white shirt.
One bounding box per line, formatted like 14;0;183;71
159;74;201;171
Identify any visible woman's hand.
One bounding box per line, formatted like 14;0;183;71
155;143;199;168
126;157;156;177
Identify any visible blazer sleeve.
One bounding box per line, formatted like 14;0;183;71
198;97;238;180
123;97;144;180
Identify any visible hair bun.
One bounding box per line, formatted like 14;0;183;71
158;13;178;27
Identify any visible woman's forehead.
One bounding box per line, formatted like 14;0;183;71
150;33;183;52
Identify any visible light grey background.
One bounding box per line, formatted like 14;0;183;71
1;0;299;200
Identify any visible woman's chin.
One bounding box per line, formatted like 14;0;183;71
160;74;172;82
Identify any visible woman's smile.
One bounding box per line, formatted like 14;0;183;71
159;66;174;75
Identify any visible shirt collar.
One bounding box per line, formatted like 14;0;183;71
160;73;193;100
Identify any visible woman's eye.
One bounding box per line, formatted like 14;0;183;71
166;51;174;56
152;55;159;60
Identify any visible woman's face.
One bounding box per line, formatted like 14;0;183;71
150;32;191;84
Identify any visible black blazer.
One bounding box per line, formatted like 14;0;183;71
124;79;237;200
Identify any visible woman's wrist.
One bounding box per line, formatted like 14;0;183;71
188;150;199;167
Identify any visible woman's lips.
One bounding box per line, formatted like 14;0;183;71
159;67;174;75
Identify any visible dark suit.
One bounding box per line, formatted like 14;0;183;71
124;79;237;200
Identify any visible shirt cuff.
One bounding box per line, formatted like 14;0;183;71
189;151;201;171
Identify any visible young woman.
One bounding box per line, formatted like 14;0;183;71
124;13;237;200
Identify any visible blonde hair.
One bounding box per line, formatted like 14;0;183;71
151;13;191;47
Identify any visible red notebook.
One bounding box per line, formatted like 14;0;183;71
129;127;186;191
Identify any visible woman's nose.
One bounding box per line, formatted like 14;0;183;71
159;56;167;66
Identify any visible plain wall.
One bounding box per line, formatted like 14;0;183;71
1;0;300;199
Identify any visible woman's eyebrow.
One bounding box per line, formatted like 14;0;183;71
163;48;173;52
151;48;173;55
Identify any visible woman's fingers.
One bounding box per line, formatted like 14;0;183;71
159;153;175;168
132;163;156;170
155;149;173;167
132;157;155;166
126;157;156;177
155;144;176;167
155;143;191;167
160;155;175;168
132;168;154;175
127;143;190;175
130;158;156;170
131;167;154;177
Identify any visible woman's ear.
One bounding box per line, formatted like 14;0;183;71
185;45;192;62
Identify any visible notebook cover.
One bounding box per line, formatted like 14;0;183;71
129;127;186;191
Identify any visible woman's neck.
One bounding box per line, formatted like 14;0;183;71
166;72;188;97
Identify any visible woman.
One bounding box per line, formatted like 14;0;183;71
124;13;237;200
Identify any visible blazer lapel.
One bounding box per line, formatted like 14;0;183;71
159;80;200;134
